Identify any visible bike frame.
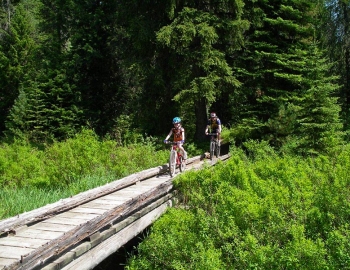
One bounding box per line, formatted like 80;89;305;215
207;133;220;160
171;144;183;165
165;141;186;177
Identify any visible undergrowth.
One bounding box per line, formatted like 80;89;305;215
0;129;171;219
126;141;350;270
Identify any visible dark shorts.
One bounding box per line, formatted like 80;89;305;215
210;130;220;139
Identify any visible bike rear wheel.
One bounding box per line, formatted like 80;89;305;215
169;150;177;177
210;141;215;160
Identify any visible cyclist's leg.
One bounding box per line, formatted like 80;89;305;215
214;129;221;145
169;150;176;176
178;144;187;160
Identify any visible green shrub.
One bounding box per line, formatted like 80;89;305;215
0;129;171;219
126;141;350;269
0;140;46;187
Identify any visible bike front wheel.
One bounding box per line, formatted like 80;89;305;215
210;141;215;160
179;155;186;172
169;150;177;177
216;142;220;158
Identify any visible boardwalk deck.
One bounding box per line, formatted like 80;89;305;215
0;154;230;270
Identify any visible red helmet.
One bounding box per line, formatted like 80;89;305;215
210;112;217;118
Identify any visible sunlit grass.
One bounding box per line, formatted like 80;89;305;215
0;129;206;220
0;174;118;219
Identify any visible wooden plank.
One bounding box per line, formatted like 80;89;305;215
97;194;129;201
0;258;18;268
69;207;106;215
0;236;47;249
60;199;172;270
137;178;170;187
41;217;89;226
110;190;143;198
78;202;116;210
43;195;175;270
115;186;146;193
15;180;173;270
31;222;76;232
56;212;99;220
41;251;75;270
91;198;126;205
0;246;35;259
15;229;64;240
125;184;157;191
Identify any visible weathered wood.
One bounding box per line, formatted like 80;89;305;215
0;153;230;270
0;246;35;259
15;229;64;240
55;212;99;220
8;180;173;270
68;207;106;215
0;156;200;235
30;223;76;232
41;217;91;226
0;258;17;269
77;202;117;210
58;198;174;270
0;236;47;249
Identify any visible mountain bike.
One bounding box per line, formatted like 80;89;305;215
206;133;220;160
164;141;186;177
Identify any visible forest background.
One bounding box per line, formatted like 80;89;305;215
1;0;350;269
1;0;349;151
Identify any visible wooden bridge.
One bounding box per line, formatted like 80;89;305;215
0;153;230;270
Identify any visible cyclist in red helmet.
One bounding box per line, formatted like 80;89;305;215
205;112;222;143
164;117;188;160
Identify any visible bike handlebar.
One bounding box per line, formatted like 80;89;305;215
206;133;219;136
164;140;184;144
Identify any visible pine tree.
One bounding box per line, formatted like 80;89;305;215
156;1;249;140
0;2;37;135
232;0;340;153
319;0;350;131
294;44;343;155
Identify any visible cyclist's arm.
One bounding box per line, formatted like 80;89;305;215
217;119;222;133
218;124;222;133
205;123;210;134
165;129;173;141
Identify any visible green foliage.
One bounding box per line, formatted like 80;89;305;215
126;209;226;270
156;2;249;140
126;142;350;269
232;0;345;155
0;129;170;218
0;2;38;133
0;139;46;187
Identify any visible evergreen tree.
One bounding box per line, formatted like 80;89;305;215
5;0;84;142
233;0;336;151
319;0;350;131
156;1;249;140
114;0;180;137
0;2;37;135
65;0;124;136
6;81;48;141
294;45;343;154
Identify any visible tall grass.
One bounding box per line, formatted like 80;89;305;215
0;129;170;219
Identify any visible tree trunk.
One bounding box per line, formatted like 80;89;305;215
194;97;208;141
